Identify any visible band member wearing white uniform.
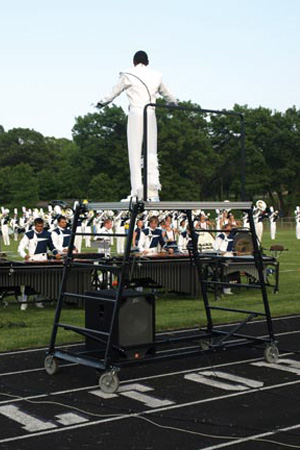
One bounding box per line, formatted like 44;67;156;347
253;201;266;245
51;216;76;254
18;218;60;310
139;216;173;254
98;219;113;257
214;223;235;295
295;206;300;240
0;209;11;246
269;206;278;240
97;50;177;201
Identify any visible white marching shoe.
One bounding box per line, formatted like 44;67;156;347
223;288;233;295
121;195;132;202
147;196;160;202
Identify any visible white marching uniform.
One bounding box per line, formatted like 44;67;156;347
99;63;177;199
269;207;278;240
0;215;10;246
114;212;127;254
97;226;113;257
295;207;300;240
18;228;58;309
51;226;72;253
253;208;264;244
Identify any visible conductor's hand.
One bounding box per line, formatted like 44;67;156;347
96;102;108;109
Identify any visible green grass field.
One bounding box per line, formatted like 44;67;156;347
1;227;300;352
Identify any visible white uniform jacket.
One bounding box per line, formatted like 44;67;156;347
100;64;177;108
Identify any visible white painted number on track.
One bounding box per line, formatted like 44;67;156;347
0;405;57;432
89;383;175;408
184;371;264;391
252;358;300;375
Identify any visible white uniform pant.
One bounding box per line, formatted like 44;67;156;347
1;224;10;246
115;224;125;254
84;226;91;247
255;222;263;244
296;223;300;239
270;222;276;240
74;226;83;253
127;106;160;198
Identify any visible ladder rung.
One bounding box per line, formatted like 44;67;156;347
63;292;117;302
57;323;110;337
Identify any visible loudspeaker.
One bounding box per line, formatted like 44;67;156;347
85;289;155;358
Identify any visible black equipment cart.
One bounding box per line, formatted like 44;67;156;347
44;199;279;393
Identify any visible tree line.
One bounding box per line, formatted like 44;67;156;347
0;101;299;214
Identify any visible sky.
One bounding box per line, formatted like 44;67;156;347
1;0;300;139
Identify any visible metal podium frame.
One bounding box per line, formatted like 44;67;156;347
44;199;279;393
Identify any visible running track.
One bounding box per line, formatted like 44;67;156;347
0;315;300;449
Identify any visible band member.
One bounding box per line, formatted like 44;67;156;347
132;218;144;249
18;217;60;310
97;50;177;201
0;209;11;246
11;208;20;241
195;212;211;230
178;225;199;253
214;223;236;295
214;223;235;256
97;218;113;256
18;218;59;262
138;216;173;254
215;209;222;231
295;206;300;240
253;201;267;245
51;215;76;254
242;211;250;229
114;211;128;254
84;211;94;248
163;216;179;253
269;206;279;240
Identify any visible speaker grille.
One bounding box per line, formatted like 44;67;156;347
84;290;155;355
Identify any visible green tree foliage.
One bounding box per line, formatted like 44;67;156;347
1;104;300;214
72;106;130;200
157;101;214;200
0;164;39;207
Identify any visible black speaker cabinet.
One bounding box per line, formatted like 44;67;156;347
85;289;155;358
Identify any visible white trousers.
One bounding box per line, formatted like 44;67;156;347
84;226;91;247
74;226;82;253
255;222;263;244
1;225;10;245
296;223;300;240
270;222;276;240
127;107;160;198
115;224;125;254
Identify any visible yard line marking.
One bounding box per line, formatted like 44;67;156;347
199;422;300;449
0;378;300;444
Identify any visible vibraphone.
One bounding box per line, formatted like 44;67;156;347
0;251;279;305
0;259;94;302
94;252;279;296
